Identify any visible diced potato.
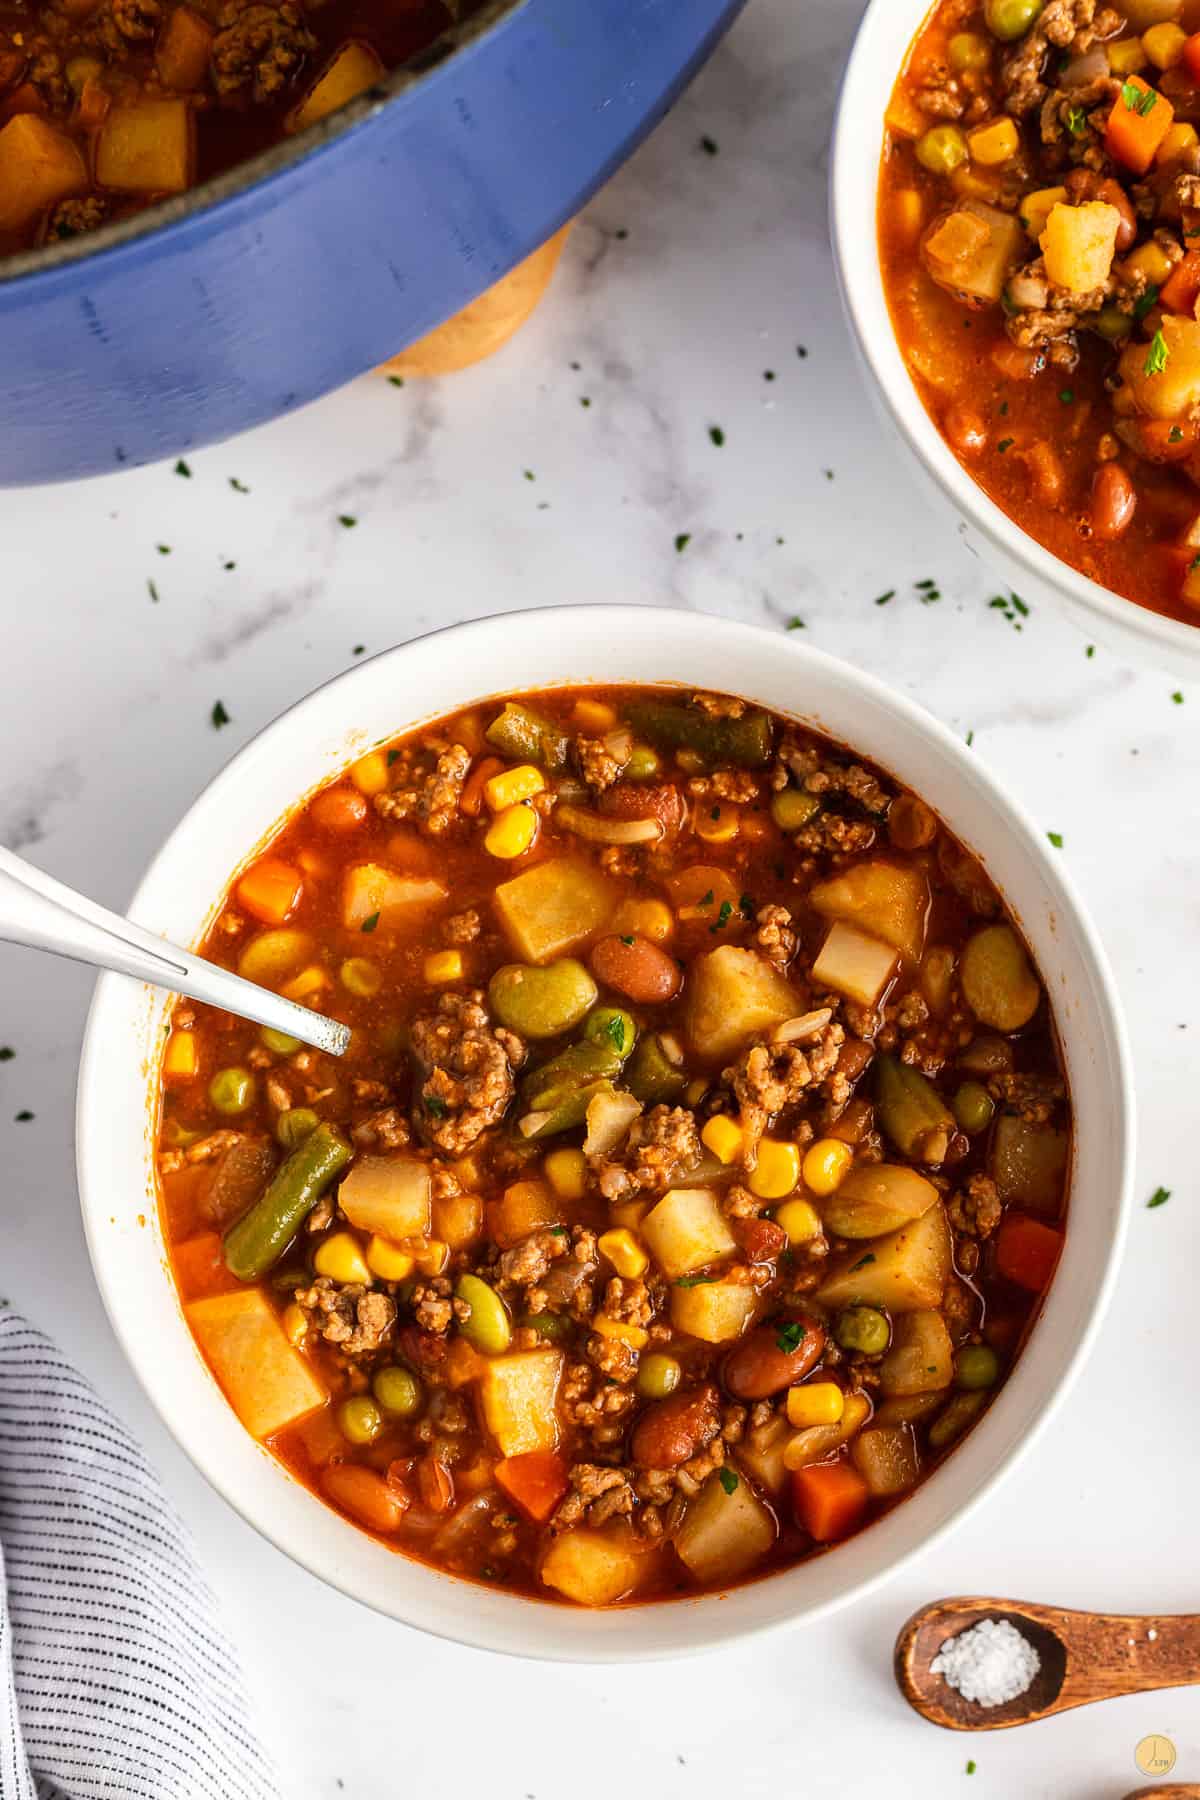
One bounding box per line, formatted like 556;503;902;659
811;922;898;1009
683;945;801;1062
582;1087;641;1156
851;1425;921;1497
486;1179;563;1249
886;87;927;139
879;1310;954;1396
809;858;929;960
1117;313;1200;418
342;862;447;930
155;6;214;90
478;1350;563;1457
337;1155;431;1240
734;1412;792;1496
670;1277;758;1343
922;199;1024;305
874;1391;944;1428
540;1526;645;1605
1040;200;1121;294
819;1163;939;1239
674;1470;778;1586
817;1202;952;1314
433;1187;484;1250
186;1289;325;1440
95;99;193;194
642;1187;736;1279
493;857;614;963
991;1114;1069;1215
287;39;384;133
0;114;87;233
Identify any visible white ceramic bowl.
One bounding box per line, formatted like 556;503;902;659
831;0;1200;678
77;605;1133;1660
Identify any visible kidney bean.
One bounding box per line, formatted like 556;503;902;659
630;1382;721;1469
731;1216;787;1263
600;782;685;834
888;794;937;851
835;1038;875;1085
1097;177;1137;251
1090;462;1137;541
1023;439;1065;507
943;402;987;456
721;1316;826;1401
590;934;681;1004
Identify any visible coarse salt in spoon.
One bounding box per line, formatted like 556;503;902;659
0;844;349;1057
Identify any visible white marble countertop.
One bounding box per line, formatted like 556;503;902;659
2;0;1198;1793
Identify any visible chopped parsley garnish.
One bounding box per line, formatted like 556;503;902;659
674;533;691;554
848;1253;876;1273
1122;79;1157;115
1190;553;1200;572
1133;284;1160;322
787;615;806;630
709;900;734;933
997;437;1014;454
1065;104;1087;137
360;911;380;933
1058;389;1074;405
739;893;756;919
1047;830;1064;848
605;1014;627;1053
775;1321;807;1354
387;748;401;765
1144;327;1170;377
229;477;250;493
210;700;230;729
424;1095;448;1118
174;458;191;478
620;934;635;946
998;399;1008;416
717;1467;739;1495
699;889;714;908
1170;426;1184;443
874;589;895;606
710;805;721;821
338;514;358;529
708;425;725;447
676;1275;716;1288
1147;1185;1171;1208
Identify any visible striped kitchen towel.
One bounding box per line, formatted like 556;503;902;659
0;1304;277;1800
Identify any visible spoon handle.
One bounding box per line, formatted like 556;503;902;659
0;846;350;1058
1055;1606;1200;1707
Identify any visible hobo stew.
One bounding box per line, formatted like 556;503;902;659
881;0;1200;625
157;687;1070;1606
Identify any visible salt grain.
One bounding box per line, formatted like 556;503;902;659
930;1618;1041;1709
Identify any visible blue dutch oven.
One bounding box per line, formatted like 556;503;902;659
0;0;744;486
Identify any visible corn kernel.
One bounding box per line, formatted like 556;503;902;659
571;698;618;733
786;1382;845;1429
592;1315;649;1349
611;897;673;943
1107;36;1147;74
1143;20;1186;68
967;116;1019;165
484;802;539;859
1123;239;1174;285
281;964;331;1002
414;1238;450;1277
424;949;464;984
597;1228;650;1279
544;1147;587;1201
782;1392;871;1470
1019;184;1067;240
314;1231;370;1284
349;750;389;796
163;1031;198;1079
701;1114;745;1165
893;186;925;244
1156;119;1199;163
802;1138;855;1197
281;1302;308;1346
484;763;545;812
774;1197;823;1244
366;1235;416;1281
749;1139;801;1200
609;1198;650;1231
694;803;740;844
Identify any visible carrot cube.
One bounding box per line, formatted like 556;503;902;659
237;857;304;926
994;1212;1063;1293
1105;76;1175;174
791;1458;870;1543
495;1450;569;1523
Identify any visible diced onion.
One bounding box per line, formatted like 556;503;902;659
1060;44;1107;88
555;803;662;845
583;1087;642;1156
770;1008;834;1046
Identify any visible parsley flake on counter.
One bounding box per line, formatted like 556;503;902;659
1144;327;1170;377
966;729;975;747
1086;644;1095;657
352;645;365;657
523;469;535;482
1047;831;1063;848
0;1047;13;1060
229;477;250;493
156;543;171;555
875;589;895;606
338;514;357;529
915;577;941;603
764;369;776;382
15;1110;33;1122
708;425;725;447
223;560;236;572
1172;690;1184;703
700;135;719;155
796;344;808;358
174;458;191;478
717;1467;739;1495
787;615;805;630
1147;1186;1171;1208
210;700;230;729
674;533;691;554
147;580;159;603
360;911;380;934
776;1321;807;1353
388;375;404;388
966;1762;977;1776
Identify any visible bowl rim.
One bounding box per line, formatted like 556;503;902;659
76;603;1135;1658
0;0;518;291
829;0;1200;664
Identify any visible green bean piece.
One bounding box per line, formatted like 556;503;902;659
953;1081;995;1135
223;1121;352;1281
984;0;1042;38
454;1274;513;1354
915;125;968;176
637;1353;682;1400
337;1395;383;1445
624;744;662;782
834;1305;891;1356
582;1005;637;1057
770;787;821;831
876;1054;956;1162
485;701;570;771
523;1310;574;1345
276;1106;320;1150
373;1364;422;1417
955;1344;1001;1390
488;959;598;1040
523;1038;625;1109
261;1026;301;1056
208;1066;256;1116
928;1388;986;1449
623;700;772;769
627;1032;687;1105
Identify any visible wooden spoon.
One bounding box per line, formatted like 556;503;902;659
1124;1790;1200;1798
896;1597;1200;1730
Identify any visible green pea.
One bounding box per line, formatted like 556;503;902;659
582;1006;637;1058
834;1305;891;1356
983;0;1042;40
161;1118;201;1149
955;1344;1001;1390
915;124;969;176
261;1026;301;1056
372;1365;422;1418
340;956;382;998
208;1066;255;1116
624;744;662;782
948;29;990;70
1095;304;1133;342
337;1395;383;1445
455;1274;512;1355
770;788;820;832
487;959;598;1040
953;1081;996;1135
523;1311;573;1344
928;1389;986;1449
636;1353;682;1400
276;1106;320;1150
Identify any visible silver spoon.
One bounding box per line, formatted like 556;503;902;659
0;845;350;1057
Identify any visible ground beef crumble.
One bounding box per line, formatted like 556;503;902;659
410;990;523;1154
295;1278;396;1356
590;1104;702;1201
